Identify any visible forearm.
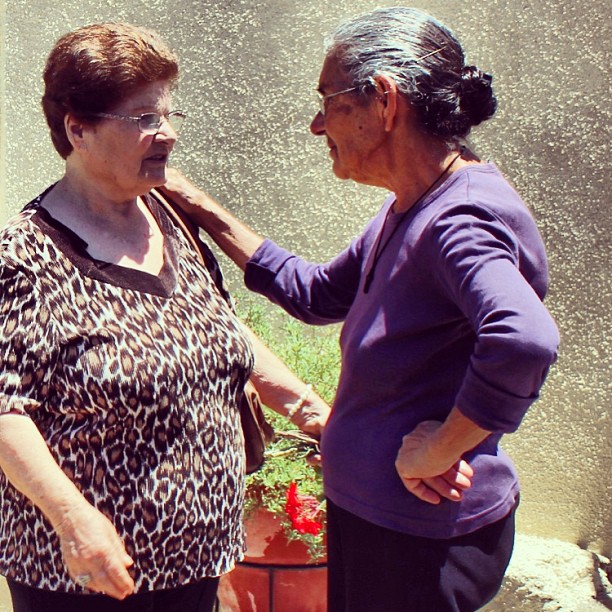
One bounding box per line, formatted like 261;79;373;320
0;413;88;529
0;413;135;597
189;196;263;271
246;327;330;436
162;169;264;270
426;406;491;469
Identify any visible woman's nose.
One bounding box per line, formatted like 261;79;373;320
156;115;179;141
310;111;325;136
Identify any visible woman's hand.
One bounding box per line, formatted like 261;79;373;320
0;415;135;599
162;168;214;217
55;502;135;600
395;420;474;505
161;168;265;271
290;397;330;438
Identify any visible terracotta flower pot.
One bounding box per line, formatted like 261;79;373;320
218;508;327;612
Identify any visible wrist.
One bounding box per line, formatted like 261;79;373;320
185;191;215;223
47;493;91;536
430;407;490;460
423;434;461;473
286;384;313;422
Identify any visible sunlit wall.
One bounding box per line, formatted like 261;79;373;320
1;0;610;555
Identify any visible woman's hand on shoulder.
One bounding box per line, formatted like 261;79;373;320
55;501;135;600
161;168;219;219
161;168;264;270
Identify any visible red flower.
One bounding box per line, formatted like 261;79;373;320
285;482;323;536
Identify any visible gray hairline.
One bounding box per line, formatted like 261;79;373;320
321;8;462;96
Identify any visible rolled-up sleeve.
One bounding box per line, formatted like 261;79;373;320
430;204;560;432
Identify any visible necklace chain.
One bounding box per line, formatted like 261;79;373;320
363;148;464;294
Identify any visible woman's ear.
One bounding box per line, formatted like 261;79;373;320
373;74;398;132
64;114;87;151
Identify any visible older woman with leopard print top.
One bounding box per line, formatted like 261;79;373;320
0;23;329;612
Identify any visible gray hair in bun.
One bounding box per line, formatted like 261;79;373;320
325;7;497;142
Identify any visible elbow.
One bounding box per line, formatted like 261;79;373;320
481;307;560;371
501;326;560;383
474;318;560;396
526;315;560;370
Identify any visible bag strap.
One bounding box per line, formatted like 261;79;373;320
149;188;234;306
150;188;204;260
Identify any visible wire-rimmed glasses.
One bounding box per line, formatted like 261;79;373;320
315;86;360;116
90;110;187;135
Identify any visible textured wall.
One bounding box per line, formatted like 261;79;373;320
1;1;610;555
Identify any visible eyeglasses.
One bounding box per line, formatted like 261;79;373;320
91;110;187;135
315;86;360;116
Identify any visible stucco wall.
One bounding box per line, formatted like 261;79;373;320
1;1;610;555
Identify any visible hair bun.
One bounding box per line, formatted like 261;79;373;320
459;65;497;126
419;65;497;139
460;65;493;94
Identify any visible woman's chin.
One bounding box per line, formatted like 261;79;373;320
141;168;169;188
331;160;350;181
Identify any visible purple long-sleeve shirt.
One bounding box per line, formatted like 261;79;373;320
245;164;559;538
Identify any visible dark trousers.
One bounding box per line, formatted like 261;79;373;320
7;577;219;612
326;498;517;612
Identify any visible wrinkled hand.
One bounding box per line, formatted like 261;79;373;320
162;168;213;213
395;420;474;505
292;401;330;438
56;503;135;600
293;402;329;466
162;167;193;196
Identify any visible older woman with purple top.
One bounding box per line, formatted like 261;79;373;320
164;7;559;611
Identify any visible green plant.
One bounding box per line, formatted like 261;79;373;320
237;294;341;560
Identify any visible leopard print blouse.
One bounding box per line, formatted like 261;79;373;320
0;188;253;592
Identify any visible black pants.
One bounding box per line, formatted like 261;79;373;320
326;498;517;612
7;577;219;612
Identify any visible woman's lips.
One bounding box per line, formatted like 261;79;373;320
144;153;168;163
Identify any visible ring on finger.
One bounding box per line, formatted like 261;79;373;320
75;574;92;587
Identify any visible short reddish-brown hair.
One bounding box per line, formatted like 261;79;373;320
42;22;179;159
